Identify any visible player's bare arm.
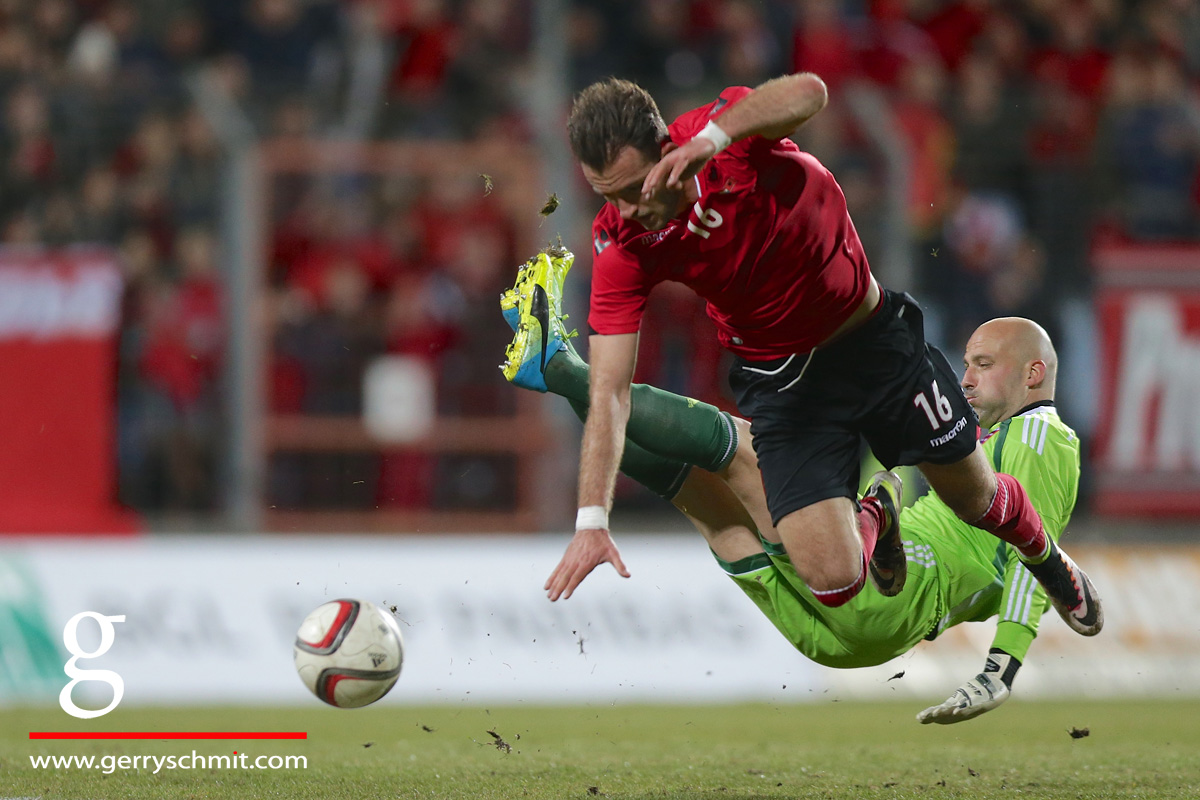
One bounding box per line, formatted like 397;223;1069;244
545;332;638;601
642;72;828;196
578;332;639;509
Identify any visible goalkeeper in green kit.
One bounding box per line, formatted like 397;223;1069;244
501;249;1088;724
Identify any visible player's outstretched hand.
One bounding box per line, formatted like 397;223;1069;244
642;137;717;199
545;528;630;601
916;672;1010;724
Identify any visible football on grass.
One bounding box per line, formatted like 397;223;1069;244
294;599;404;708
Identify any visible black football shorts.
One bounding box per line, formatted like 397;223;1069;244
727;290;977;525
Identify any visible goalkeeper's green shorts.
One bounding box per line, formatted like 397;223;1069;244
713;527;1008;669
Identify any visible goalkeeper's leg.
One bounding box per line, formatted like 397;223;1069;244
546;343;739;473
564;399;693;501
670;456;767;564
561;396;765;564
555;366;774;543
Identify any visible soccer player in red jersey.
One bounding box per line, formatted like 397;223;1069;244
543;73;1100;636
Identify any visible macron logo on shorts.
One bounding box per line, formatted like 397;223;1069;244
930;416;968;448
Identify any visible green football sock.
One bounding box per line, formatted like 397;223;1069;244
566;400;691;500
546;346;737;473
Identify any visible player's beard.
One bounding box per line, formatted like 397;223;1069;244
637;213;665;231
638;189;686;231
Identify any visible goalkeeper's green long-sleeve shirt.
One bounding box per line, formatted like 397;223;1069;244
724;401;1080;668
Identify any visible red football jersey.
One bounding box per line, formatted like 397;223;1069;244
587;86;873;360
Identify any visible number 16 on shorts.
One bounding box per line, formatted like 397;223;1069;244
913;380;954;429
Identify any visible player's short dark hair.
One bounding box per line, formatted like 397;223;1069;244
567;78;668;172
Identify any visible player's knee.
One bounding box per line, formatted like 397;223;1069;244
806;566;865;607
797;557;866;607
811;588;858;608
777;498;864;599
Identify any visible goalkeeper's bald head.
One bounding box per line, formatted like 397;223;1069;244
962;317;1058;430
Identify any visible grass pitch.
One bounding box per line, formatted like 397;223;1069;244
3;700;1198;799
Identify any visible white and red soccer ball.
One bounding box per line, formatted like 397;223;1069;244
293;599;404;708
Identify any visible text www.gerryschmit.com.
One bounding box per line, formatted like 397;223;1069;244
30;751;307;774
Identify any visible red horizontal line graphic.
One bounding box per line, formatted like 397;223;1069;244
30;732;307;740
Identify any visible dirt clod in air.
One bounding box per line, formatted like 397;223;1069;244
486;729;512;754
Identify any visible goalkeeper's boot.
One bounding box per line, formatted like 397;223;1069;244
1022;541;1103;636
499;246;574;330
499;248;574;392
499;287;521;331
864;470;906;597
502;289;580;359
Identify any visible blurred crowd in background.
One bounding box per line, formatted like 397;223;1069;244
1;0;1198;520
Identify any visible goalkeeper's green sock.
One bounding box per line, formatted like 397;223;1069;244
565;400;691;500
545;346;738;473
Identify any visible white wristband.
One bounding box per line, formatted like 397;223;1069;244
575;505;608;531
694;120;732;154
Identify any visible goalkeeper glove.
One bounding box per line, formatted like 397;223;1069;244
916;649;1020;725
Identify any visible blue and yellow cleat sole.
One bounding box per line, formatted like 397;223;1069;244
499;249;575;392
